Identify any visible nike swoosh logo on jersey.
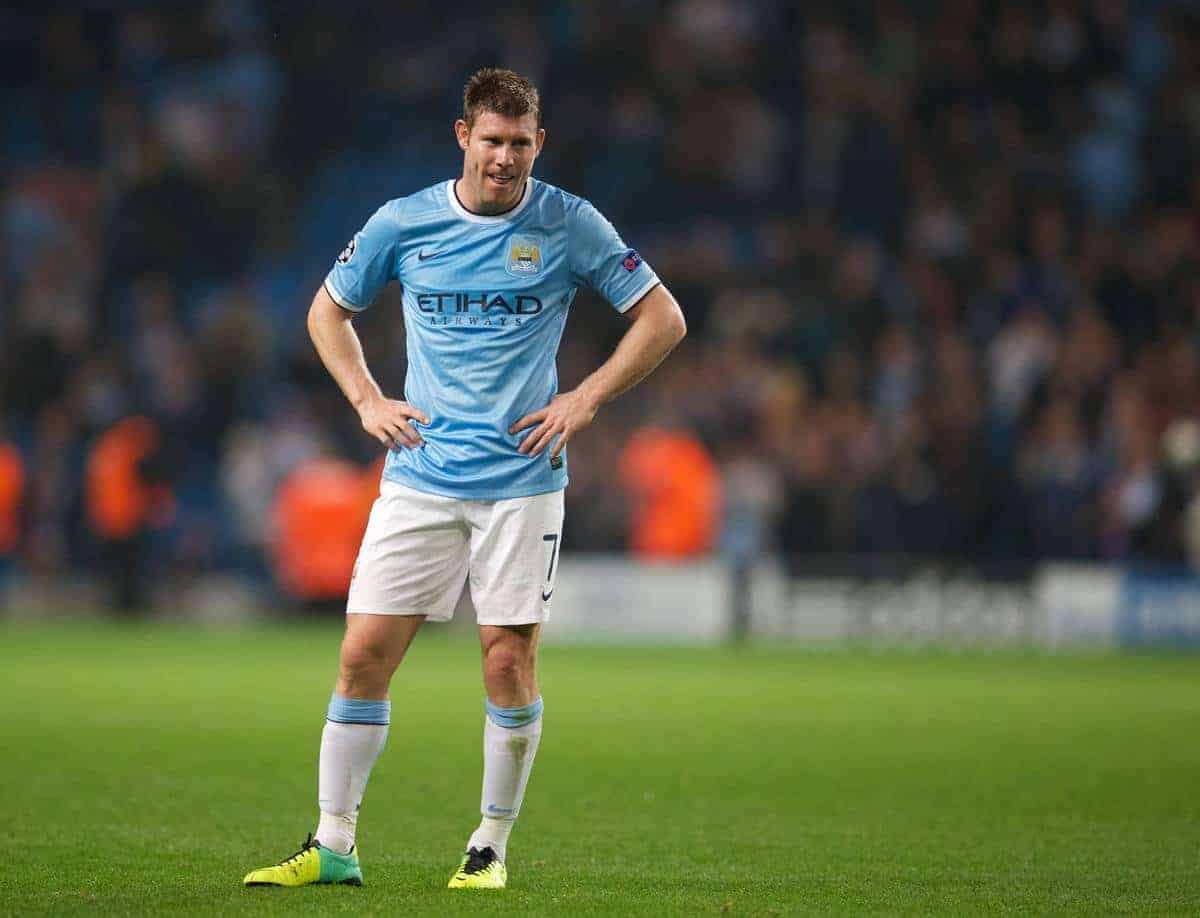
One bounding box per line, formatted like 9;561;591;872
417;249;441;261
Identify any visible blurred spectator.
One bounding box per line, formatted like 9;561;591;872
617;425;721;560
83;416;174;611
1019;394;1096;558
268;456;375;608
0;434;23;564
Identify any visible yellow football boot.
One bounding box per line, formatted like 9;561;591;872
447;845;507;889
243;834;363;887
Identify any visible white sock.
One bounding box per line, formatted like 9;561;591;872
467;698;543;863
315;695;390;855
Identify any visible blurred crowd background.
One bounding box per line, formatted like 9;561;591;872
4;1;1200;609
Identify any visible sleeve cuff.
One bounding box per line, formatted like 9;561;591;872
323;277;366;312
614;275;661;314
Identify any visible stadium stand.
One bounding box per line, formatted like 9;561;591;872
3;3;1200;607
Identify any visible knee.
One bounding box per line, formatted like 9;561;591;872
338;639;392;695
483;643;527;686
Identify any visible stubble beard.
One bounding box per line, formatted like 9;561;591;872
479;171;523;214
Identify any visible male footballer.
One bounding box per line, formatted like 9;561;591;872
243;68;686;891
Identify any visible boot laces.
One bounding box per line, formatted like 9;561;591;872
463;846;496;874
279;833;319;872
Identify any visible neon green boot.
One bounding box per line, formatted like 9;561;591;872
243;834;363;887
448;845;507;889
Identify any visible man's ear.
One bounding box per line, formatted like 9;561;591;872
454;119;470;151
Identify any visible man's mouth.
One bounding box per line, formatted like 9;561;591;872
487;174;515;187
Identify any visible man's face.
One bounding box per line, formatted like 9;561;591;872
455;110;545;213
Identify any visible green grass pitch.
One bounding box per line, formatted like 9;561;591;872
1;622;1198;915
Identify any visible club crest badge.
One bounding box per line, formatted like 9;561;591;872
506;235;543;277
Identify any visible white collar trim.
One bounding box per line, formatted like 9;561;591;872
445;179;533;224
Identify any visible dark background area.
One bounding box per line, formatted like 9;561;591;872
4;0;1200;603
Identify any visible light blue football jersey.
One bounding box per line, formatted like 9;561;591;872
324;178;661;500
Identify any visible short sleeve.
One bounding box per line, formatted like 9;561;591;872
567;199;660;313
324;205;399;312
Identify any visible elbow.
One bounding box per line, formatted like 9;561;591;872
670;309;687;346
656;287;686;345
306;302;321;345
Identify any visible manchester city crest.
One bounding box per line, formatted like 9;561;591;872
505;235;543;277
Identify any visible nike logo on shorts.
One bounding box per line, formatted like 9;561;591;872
541;589;553;602
418;249;440;261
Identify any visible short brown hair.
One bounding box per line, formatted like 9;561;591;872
462;67;541;128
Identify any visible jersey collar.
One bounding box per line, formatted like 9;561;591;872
446;179;533;225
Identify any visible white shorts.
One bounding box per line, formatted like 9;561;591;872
346;479;565;626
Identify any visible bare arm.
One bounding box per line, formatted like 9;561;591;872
510;283;687;458
307;284;429;449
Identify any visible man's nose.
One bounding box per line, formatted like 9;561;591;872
495;144;514;167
